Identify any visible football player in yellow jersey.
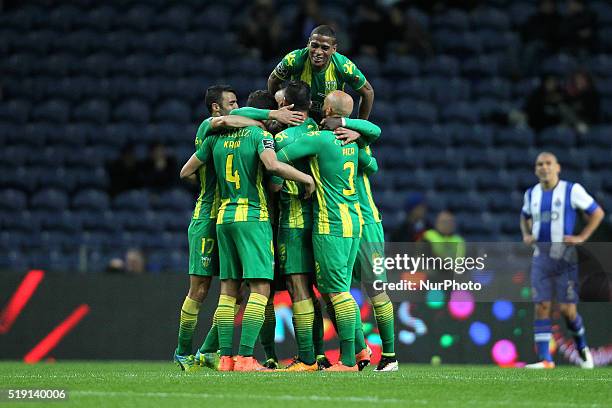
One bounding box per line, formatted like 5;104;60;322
268;25;374;121
180;92;315;371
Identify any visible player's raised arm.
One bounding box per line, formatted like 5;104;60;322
230;106;305;126
356;80;374;120
210;115;265;130
180;138;212;179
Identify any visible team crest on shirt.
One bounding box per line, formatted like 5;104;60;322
554;198;562;207
201;256;211;268
325;81;337;93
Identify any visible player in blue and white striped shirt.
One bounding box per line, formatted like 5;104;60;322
520;152;604;369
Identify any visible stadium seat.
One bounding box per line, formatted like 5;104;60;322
30;188;69;211
462;148;504;169
435;31;483;57
152;188;194;211
31;99;71;123
461;54;500;78
433;9;469;31
119;5;156;31
72;189;110;211
431;78;470;104
35;210;82;233
586;126;612;148
418;147;451;169
0;189;28;211
474;78;511;100
581;171;602;193
382;55;420;78
153;99;192;123
450;124;494;148
112;190;150;211
447;192;487;213
395;79;431;101
396;101;437;124
369;101;396;125
409;124;452;147
475;171;517;192
537;126;577;148
541;54;577;76
470;8;510;31
434;170;474;192
441;103;479;124
38;167;77;192
494;127;535;148
113;99;151;124
423;55;459;77
0;99;31;124
72;99;110;124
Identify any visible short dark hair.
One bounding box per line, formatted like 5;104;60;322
310;25;336;42
204;84;236;114
246;90;277;110
283;81;311;112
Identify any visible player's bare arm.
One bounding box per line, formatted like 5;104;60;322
259;149;315;198
564;207;605;244
520;215;536;245
179;154;204;179
356;80;374;120
210;115;265;130
268;71;283;96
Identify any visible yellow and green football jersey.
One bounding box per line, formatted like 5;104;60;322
192;118;221;220
271;117;319;229
272;48;367;117
195;126;274;225
277;129;363;238
356;146;381;225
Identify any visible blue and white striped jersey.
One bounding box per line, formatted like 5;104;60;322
522;180;599;243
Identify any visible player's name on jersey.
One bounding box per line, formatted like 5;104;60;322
372;279;483;292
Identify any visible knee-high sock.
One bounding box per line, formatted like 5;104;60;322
312;297;325;357
239;293;268;356
200;304;240;354
332;292;357;367
371;292;395;356
534;319;552;362
293;299;315;364
217;295;237;356
565;314;587;351
177;296;201;355
325;300;338;332
258;297;277;361
354;300;367;353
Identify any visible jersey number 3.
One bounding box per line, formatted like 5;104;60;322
225;154;240;189
343;162;355;195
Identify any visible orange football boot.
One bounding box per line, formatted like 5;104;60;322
234;356;270;372
326;362;359;372
218;355;235;371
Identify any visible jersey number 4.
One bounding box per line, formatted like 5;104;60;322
225;154;240;189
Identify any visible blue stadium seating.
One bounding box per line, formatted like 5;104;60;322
2;1;611;271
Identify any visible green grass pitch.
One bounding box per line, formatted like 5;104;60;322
1;362;611;407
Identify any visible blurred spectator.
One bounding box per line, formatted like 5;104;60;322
390;193;430;242
387;6;433;57
289;0;324;49
564;68;600;133
140;142;178;192
560;0;598;55
521;0;561;51
422;211;465;259
105;257;125;274
352;0;388;58
107;143;141;197
126;248;146;275
105;248;146;275
520;0;561;74
524;74;565;132
238;0;282;60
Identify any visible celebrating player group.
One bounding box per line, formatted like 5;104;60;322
171;24;604;373
172;25;396;372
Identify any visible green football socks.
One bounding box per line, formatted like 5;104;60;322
176;296;201;355
217;295;237;356
293;298;315;364
258;297;277;361
371;292;395;356
238;293;268;356
331;292;357;367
